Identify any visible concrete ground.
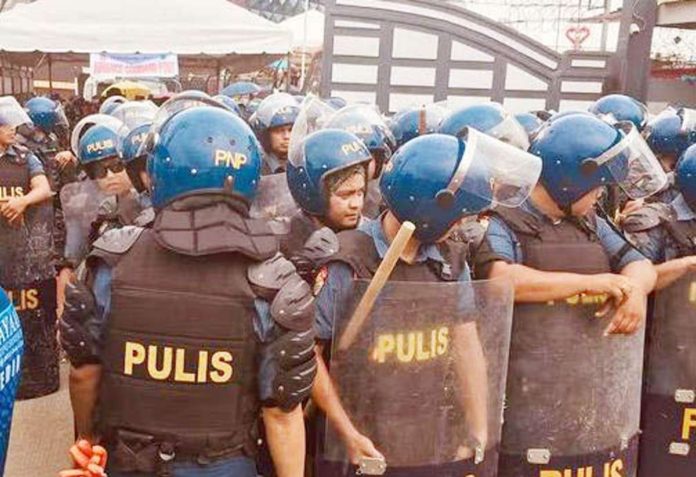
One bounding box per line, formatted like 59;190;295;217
5;363;73;477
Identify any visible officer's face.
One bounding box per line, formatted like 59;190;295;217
269;125;292;158
325;172;366;231
96;166;133;196
0;125;17;147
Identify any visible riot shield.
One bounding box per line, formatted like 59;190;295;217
498;295;645;477
638;271;696;477
249;173;299;222
60;180;107;264
0;292;23;473
323;279;514;477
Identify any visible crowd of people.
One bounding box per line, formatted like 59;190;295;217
0;85;694;477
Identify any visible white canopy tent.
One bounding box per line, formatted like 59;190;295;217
279;9;325;51
0;0;292;55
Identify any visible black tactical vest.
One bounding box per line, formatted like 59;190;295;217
495;207;642;477
0;150;29;204
98;230;263;463
279;211;320;259
663;218;696;258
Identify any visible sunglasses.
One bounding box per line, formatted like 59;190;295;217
85;158;125;180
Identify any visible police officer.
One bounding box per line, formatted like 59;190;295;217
311;131;542;476
77;124;147;242
473;114;663;477
251;93;300;174
0;287;24;473
60;106;316;476
588;93;648;130
0;96;58;399
24;96;78;316
623;143;696;288
283;128;373;259
644;107;696;173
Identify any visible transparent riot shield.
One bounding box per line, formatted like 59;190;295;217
60;180;107;263
638;271;696;477
249;173;299;222
499;295;645;477
324;279;514;477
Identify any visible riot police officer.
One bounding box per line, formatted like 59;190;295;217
474;114;664;477
283;128;372;259
644;107;696;173
251;93;300;174
0;96;58;399
311;131;541;477
24;96;78;316
0;287;24;473
60;106;316;476
77;124;147;243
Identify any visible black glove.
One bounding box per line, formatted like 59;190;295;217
59;281;101;367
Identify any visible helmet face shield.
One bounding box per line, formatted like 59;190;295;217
443;128;542;208
591;122;668;200
289;95;335;168
0;97;32;129
486;114;530;151
680;108;696;132
70;114;126;154
110;101;157;130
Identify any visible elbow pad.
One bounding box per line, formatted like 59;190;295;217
259;328;317;411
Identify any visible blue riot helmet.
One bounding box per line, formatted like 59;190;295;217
390;104;450;149
438;102;530;150
25;97;68;133
287;128;372;216
99;95;128;115
0;287;23;475
514;112;545;140
381;130;542;243
327;96;347;110
244;97;262;121
644;107;696;161
548;110;594;123
589;94;648;130
675;144;696;211
147;106;263;209
220;81;262;98
109;101;157;130
70;113;125;155
250;92;300;135
531;115;667;210
324;104;396;178
120;123;151;192
213;95;242;116
78;124;122;165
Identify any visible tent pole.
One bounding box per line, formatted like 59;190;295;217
299;0;309;91
47;53;53;94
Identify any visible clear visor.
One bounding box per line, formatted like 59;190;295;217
289;95;336;167
680;108;696;132
0;97;32;128
110;101;158;130
254;93;298;128
136;94;229;157
594;122;668;200
486;114;530;151
54;104;69;128
70;114;126;154
446;128;542;207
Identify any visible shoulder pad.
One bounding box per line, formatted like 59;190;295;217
622;204;673;233
92;225;145;255
267;218;291;236
248;253;297;291
301;227;339;261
